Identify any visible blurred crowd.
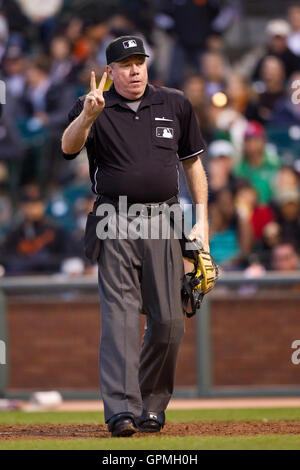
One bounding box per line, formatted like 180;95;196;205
0;0;300;276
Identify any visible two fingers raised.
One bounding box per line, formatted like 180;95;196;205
85;70;107;112
90;70;107;94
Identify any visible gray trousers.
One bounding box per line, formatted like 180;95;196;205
97;209;185;422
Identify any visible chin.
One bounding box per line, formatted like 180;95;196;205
135;83;146;94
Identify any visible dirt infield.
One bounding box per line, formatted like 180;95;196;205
0;422;300;440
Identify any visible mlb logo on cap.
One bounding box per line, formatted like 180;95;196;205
106;35;149;64
123;39;137;49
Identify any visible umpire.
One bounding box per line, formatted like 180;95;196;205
61;36;209;437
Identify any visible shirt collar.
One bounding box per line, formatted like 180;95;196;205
104;83;163;108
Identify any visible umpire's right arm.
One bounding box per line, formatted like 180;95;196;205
61;71;107;155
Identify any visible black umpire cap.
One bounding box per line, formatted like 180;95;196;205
106;36;149;65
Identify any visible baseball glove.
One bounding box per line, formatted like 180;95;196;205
181;242;219;317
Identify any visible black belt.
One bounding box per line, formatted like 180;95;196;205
94;195;179;218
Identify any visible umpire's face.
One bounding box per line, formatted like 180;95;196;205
106;54;148;100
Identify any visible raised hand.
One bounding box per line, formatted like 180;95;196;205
83;70;107;120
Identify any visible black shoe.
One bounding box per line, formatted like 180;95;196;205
138;410;165;433
108;413;138;437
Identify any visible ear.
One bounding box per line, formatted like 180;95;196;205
106;64;113;81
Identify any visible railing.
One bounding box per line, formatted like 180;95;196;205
0;271;299;292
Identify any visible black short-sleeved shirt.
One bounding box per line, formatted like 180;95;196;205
63;83;205;203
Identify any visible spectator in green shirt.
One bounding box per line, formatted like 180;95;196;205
234;121;280;204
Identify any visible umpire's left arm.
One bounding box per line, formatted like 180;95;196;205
182;156;210;252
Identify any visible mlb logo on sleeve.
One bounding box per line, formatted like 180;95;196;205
123;39;137;49
156;127;174;139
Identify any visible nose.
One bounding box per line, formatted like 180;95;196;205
130;63;139;75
